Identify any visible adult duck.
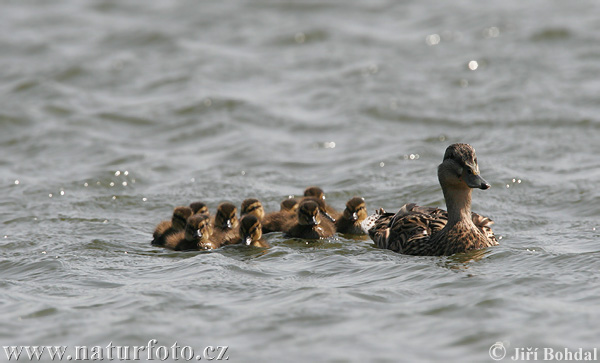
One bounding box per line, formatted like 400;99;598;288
363;143;498;256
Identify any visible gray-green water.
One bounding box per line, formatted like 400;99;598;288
2;1;600;362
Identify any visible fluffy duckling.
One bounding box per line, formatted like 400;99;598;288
303;186;339;222
363;143;498;256
335;197;368;235
262;198;299;233
189;201;210;216
212;202;239;245
230;215;270;248
152;206;193;246
284;199;336;239
240;198;265;221
280;198;299;213
164;214;220;251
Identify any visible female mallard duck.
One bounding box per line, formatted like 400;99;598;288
240;198;265;221
230;215;270;248
189;201;210;216
212;202;239;245
336;197;368;235
303;186;339;221
152;206;193;246
363;143;498;256
164;214;220;251
284;199;335;239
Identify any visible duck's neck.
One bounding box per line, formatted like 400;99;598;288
442;186;472;226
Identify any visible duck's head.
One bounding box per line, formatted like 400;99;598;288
189;201;209;216
280;198;299;213
172;206;193;229
343;197;368;222
240;198;265;220
239;214;263;246
184;214;213;242
438;143;490;190
303;196;335;223
215;202;238;230
304;186;326;201
297;200;321;226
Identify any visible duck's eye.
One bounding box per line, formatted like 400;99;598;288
467;169;473;175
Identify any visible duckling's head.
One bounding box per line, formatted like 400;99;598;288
189;201;209;216
303;196;335;223
297;200;321;226
172;206;193;229
280;198;299;213
304;186;325;201
215;202;238;230
439;143;490;190
240;198;265;220
343;197;367;222
239;215;263;246
184;214;213;242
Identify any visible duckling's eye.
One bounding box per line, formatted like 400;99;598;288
467;169;473;175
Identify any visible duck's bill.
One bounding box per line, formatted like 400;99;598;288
322;211;336;223
465;173;491;190
244;236;252;246
195;229;203;239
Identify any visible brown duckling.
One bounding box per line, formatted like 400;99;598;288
280;198;299;213
164;214;220;251
240;198;265;221
335;197;368;235
284;199;336;239
152;206;193;246
303;186;339;222
189;201;210;216
364;143;498;256
212;202;239;245
262;198;298;233
230;215;270;248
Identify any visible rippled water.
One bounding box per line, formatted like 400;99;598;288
2;0;600;361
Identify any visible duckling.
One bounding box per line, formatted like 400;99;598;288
230;215;270;248
240;198;265;221
261;197;299;233
280;198;299;213
164;214;220;251
151;206;193;246
303;186;339;222
212;202;239;245
335;197;368;235
284;199;336;239
189;201;210;216
363;143;498;256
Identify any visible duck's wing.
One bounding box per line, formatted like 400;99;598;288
471;212;498;245
365;204;448;255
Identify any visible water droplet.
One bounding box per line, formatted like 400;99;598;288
96;181;101;185
438;135;447;141
190;178;195;183
115;171;121;176
109;182;115;187
124;171;129;176
124;251;128;254
379;162;385;167
425;33;440;46
468;60;479;70
3;235;7;239
517;179;522;183
49;193;53;198
14;180;20;185
42;251;47;254
60;190;65;196
593;227;596;231
324;141;336;149
512;178;516;183
84;182;88;187
122;181;127;186
460;79;469;88
484;26;500;38
409;154;416;160
294;32;306;43
142;197;147;202
506;184;510;188
103;220;108;224
241;170;246;176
